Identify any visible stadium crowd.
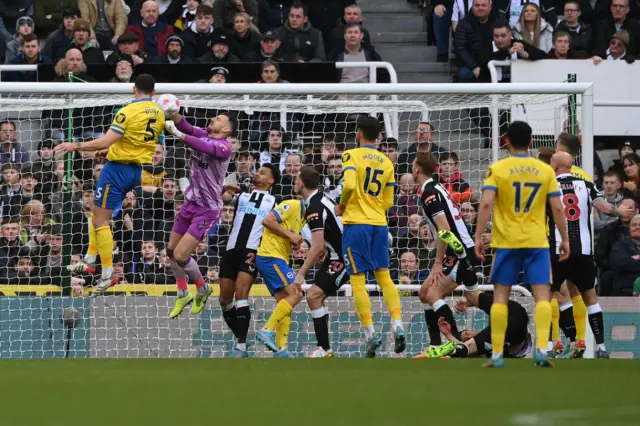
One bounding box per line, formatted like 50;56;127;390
0;0;638;297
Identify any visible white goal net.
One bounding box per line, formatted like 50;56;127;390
0;83;592;358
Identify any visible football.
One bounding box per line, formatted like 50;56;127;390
156;93;180;118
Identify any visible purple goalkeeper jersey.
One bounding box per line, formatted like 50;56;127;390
176;118;232;211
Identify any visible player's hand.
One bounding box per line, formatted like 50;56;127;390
558;240;570;262
427;262;445;288
334;204;345;217
71;277;86;296
53;142;77;155
95;149;109;162
437;316;452;337
289;232;303;248
454;299;468;314
293;274;305;288
618;203;634;220
165;120;178;135
291;281;303;297
474;237;486;260
223;184;239;194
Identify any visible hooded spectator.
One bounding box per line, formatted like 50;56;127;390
126;0;175;58
69;18;106;63
0;0;33;42
107;31;149;66
43;7;80;63
199;31;240;62
33;0;77;38
258;0;292;32
546;31;587;59
593;0;640;58
156;34;194;63
5;15;34;64
174;0;202;32
181;4;220;59
213;0;258;30
555;1;592;55
231;11;261;60
511;3;553;53
243;30;294;62
78;0;128;50
6;33;53;81
276;2;325;62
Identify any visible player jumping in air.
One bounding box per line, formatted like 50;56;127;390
254;169;314;358
292;166;347;358
422;290;532;359
218;164;279;358
163;110;236;317
56;75;165;295
475;121;570;368
335;116;405;358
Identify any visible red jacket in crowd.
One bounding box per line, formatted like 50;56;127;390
126;22;174;57
439;171;472;204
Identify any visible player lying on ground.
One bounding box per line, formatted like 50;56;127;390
254;169;316;358
548;152;619;359
162;109;236;317
422;290;532;359
292;166;348;358
335;116;405;358
56;74;165;295
411;152;480;356
218;164;279;358
475;121;570;368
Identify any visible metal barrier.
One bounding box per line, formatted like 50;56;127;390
0;64;38;82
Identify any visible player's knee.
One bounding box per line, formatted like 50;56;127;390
306;286;322;304
172;248;189;265
423;286;441;305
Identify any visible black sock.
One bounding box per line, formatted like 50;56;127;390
313;314;331;350
588;311;605;345
424;308;441;346
559;306;576;342
451;343;469;358
222;307;238;338
435;304;461;340
235;306;251;344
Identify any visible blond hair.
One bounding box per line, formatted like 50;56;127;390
518;3;541;49
20;199;46;224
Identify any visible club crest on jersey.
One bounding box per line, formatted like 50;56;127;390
199;220;208;229
115;113;126;124
342;153;351;163
485;167;492;178
281;203;290;211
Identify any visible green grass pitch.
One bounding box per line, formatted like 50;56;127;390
2;359;639;426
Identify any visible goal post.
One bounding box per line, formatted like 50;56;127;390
0;82;594;358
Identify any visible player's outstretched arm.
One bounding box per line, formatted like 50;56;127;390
474;189;495;259
165;121;231;160
53;130;122;155
173;115;208;139
548;195;570;261
293;230;325;286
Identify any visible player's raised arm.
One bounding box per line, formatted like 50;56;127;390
165;115;235;160
173;115;208;139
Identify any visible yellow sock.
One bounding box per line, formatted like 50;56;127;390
551;297;560;342
572;295;587;341
87;214;97;257
275;315;291;349
351;273;372;327
95;225;114;270
490;303;508;355
535;301;552;351
264;299;293;331
374;270;402;320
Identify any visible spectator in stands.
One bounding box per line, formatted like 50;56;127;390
595;196;637;273
595;170;625;231
156;34;193;63
0;216;22;277
6;255;39;284
622;153;640;200
324;154;343;200
107;31;149;66
452;0;472;32
34;0;77;38
258;0;292;32
488;20;546;82
555;1;592;55
70;18;106;63
593;0;640;58
496;0;556;28
31;140;55;184
200;65;229;82
126;0;175;58
379;137;399;168
0;121;30;166
44;7;79;64
205;265;220;285
113;190;153;256
6;33;53;81
111;56;136;82
232;12;261;60
0;0;33;42
397;122;445;175
3;170;43;217
388;173;421;230
19;199;54;248
273;151;301;200
392;250;429;286
259;128;287;171
5;15;34;64
610;141;636;178
134;240;160;283
396;213;422;252
328;24;388;83
129;0;183;25
141;144;166;190
546;31;587;59
460;201;477;234
174;0;201;32
243;30;293;61
328;4;371;54
432;0;453;62
78;0;128;50
38;223;63;282
277;2;325;62
592;30;637;63
181;4;218;59
213;0;258;30
1;163;22;199
512;3;553;53
454;0;496;82
199;31;240;62
438;151;473;203
609;214;640;296
303;0;351;44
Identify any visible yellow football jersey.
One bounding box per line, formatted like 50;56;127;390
258;199;306;262
483;154;561;249
340;145;396;226
571;165;592;183
107;99;165;165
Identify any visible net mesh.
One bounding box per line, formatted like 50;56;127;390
0;90;572;358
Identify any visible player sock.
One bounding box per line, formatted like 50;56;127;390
311;307;331;350
587;303;605;346
490;302;508;356
264;299;293;331
572;295;587;341
221;302;238;338
85;214;97;265
235;299;251;345
433;299;461;340
422;304;442;346
559;302;576;342
550;298;560;342
451;343;469;358
180;258;205;288
176;278;188;298
535;301;552;351
351;273;373;330
95;225;113;280
276;314;291;349
374;270;402;329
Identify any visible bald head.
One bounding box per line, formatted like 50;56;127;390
141;0;159;25
551;151;573;175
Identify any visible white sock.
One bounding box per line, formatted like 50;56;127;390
84;254;97;265
432;299;446;312
546;341;554;351
422;304;432;311
364;324;375;339
311;307;327;318
101;266;113;280
236;343;247;351
559;302;573;312
393;319;403;332
236;299;249;308
587;303;602;315
597;343;606;351
221;302;234;312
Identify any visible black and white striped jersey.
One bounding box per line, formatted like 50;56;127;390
418;178;475;254
226;190;277;251
548;173;602;256
304;190;344;261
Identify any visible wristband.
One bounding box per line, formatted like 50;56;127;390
173;129;184;139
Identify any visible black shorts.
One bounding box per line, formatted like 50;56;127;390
443;248;479;287
314;259;349;296
475;293;529;357
550;253;596;292
219;249;258;280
